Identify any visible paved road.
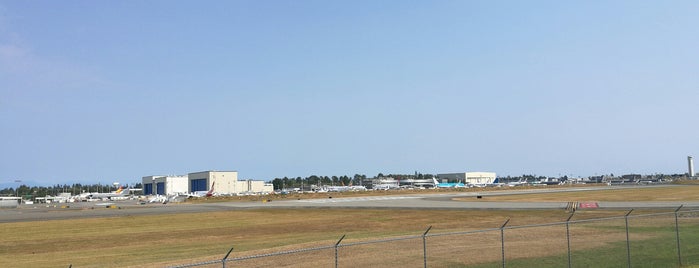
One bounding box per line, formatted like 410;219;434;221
2;185;698;223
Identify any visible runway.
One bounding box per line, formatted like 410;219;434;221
2;185;698;223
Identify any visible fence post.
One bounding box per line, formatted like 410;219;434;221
674;205;684;267
566;212;575;268
624;209;634;268
422;226;432;268
500;219;510;268
335;234;346;268
221;246;234;268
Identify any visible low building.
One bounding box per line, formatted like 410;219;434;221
0;197;21;208
438;172;498;185
237;180;274;194
466;172;498;185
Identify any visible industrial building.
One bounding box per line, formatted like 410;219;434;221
142;175;189;195
189;170;273;195
141;170;273;196
437;172;498;185
188;171;239;193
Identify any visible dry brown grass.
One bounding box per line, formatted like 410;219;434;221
0;209;591;267
2;185;697;267
455;185;699;202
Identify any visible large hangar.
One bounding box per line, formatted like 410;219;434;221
143;170;273;196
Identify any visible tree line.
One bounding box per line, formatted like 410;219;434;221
271;173;437;190
3;172;690;197
0;183;142;198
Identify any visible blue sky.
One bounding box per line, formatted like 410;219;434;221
1;1;697;186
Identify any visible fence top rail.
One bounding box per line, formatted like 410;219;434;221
426;227;502;238
340;234;423;247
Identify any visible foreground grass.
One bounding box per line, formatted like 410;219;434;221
1;209;605;268
2;185;698;267
464;219;699;268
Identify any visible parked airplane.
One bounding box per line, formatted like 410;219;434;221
432;178;467;188
471;178;504;188
147;194;188;204
373;184;400;190
507;178;528;187
321;185;368;192
81;186;131;200
189;182;216;198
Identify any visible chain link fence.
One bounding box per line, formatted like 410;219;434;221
170;207;699;268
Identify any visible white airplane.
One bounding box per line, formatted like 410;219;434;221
324;186;350;192
81;186;131;200
373;184;399;190
147;194;188;204
432;178;467;188
507;178;528;187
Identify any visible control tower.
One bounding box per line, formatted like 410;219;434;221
689;156;695;178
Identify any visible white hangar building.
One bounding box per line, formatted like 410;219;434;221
437;172;498;185
142;175;189;195
188;170;239;193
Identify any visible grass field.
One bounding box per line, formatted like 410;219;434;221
458;185;699;202
1;185;698;267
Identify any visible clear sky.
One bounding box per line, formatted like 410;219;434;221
1;1;697;186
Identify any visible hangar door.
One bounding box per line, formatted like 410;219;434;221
191;179;207;192
156;182;165;195
143;183;153;195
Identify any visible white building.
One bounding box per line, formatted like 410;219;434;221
237;180;274;194
438;172;498;185
0;197;21;208
466;172;498;185
187;170;274;195
141;170;273;196
142;175;189;195
188;171;239;194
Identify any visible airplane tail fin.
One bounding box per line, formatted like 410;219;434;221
206;182;215;197
121;187;130;195
432;178;439;186
115;186;124;194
